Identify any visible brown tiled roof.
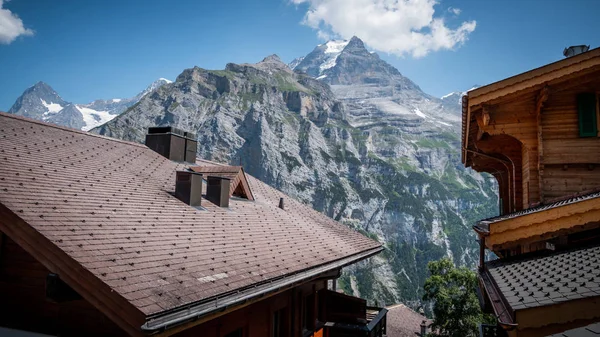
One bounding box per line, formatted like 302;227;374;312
0;112;381;328
547;322;600;336
485;244;600;312
385;303;430;337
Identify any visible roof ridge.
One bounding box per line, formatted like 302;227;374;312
0;111;148;150
386;303;427;318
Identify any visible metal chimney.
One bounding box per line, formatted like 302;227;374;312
184;131;197;163
563;45;590;58
420;320;428;336
206;176;231;207
145;126;198;163
175;171;203;206
278;197;285;210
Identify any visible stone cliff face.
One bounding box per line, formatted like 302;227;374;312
93;42;498;307
292;38;497;305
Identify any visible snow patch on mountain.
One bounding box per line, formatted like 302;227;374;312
413;108;427;119
318;39;350;74
8;78;173;131
288;56;305;70
40;99;64;119
441;85;480;104
76;105;117;131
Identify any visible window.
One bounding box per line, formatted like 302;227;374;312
224;328;243;337
272;308;288;337
577;93;598;137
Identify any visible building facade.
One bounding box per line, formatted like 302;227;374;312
463;47;600;336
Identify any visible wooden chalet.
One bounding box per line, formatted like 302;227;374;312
0;112;388;337
463;46;600;337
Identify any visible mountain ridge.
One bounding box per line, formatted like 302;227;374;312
91;36;497;307
7;78;172;131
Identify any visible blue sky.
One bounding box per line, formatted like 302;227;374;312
1;0;599;110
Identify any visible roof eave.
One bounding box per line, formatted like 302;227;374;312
461;94;470;166
140;246;383;335
479;270;517;329
468;47;600;100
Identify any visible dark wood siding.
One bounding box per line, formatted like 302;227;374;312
0;233;126;337
1;228;333;337
541;79;600;199
174;280;327;337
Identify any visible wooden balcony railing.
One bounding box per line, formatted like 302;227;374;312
323;306;388;337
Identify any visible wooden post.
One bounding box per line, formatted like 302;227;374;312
535;86;549;204
0;231;4;264
479;235;486;271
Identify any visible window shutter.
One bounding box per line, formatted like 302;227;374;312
577;93;597;137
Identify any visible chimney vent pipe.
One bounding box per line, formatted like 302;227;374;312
420;320;428;336
563;45;590;58
175;171;203;207
278;197;284;210
145;126;197;163
206;176;231;207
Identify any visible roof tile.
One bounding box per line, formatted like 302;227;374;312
0;112;381;316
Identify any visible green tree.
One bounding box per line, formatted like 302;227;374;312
422;258;493;337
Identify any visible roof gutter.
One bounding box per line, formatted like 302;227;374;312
479;270;518;331
462;95;470;166
140;246;383;334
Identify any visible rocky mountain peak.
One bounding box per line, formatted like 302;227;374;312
7;78;172;131
294;36;411;87
89;40;497;308
134;78;173;101
244;54;293;74
342;36;370;55
31;81;54;91
25;81;63;101
261;54;284;64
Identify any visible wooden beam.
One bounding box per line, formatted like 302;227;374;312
491;221;600;251
536;86;549;203
475;107;492;129
535;86;549;115
469;55;600;107
516;295;600;331
463;104;473;165
0;204;145;336
0;230;4;263
486;197;600;248
478;236;485;271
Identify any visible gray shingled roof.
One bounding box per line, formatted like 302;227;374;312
476;191;600;231
547;322;600;336
486;244;600;311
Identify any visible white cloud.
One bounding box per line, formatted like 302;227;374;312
292;0;476;58
448;7;461;15
0;0;34;44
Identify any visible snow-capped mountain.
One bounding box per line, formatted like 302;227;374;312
93;37;497;307
135;78;173;100
440;85;480;106
292;36;460;129
7;78;173;131
291;39;350;78
287;56;305;71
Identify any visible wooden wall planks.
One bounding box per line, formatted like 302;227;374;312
0;236;127;336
